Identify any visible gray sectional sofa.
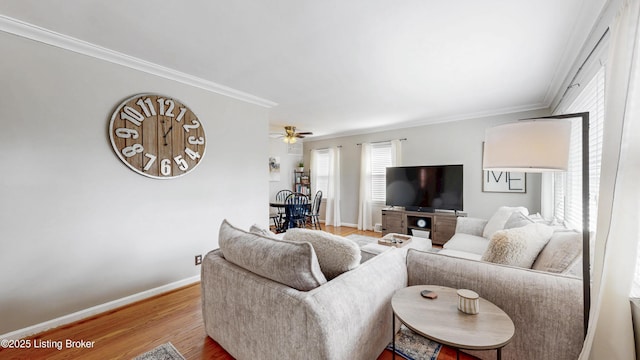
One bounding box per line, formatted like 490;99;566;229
201;219;584;360
407;250;583;360
201;221;408;360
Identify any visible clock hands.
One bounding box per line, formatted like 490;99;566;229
161;119;173;146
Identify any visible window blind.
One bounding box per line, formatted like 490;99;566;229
554;66;605;231
314;149;330;195
370;142;392;202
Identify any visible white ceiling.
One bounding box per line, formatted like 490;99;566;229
0;0;607;139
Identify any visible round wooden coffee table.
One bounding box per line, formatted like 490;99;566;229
391;285;515;360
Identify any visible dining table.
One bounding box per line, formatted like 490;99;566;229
269;200;310;232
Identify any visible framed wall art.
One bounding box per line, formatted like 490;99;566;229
269;156;281;182
482;170;526;193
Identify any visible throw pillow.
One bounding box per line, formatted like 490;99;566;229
218;220;327;291
481;223;554;268
503;211;535;229
249;224;277;238
482;206;529;239
531;230;582;274
283;228;361;280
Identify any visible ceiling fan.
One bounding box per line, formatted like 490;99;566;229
271;126;313;144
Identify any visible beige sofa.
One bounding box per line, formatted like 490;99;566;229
442;212;583;277
407;250;584;360
202;219;584;360
201;221;407;360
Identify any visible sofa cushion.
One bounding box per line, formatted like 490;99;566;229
443;233;490;256
531;230;582;274
482;206;529;238
437;248;483;261
218;220;327;291
481;223;553;268
284;228;361;279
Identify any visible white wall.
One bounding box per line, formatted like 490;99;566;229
268;139;303;200
0;31;270;334
303;109;549;225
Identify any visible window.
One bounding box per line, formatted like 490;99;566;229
370;142;392;203
312;149;329;195
553;66;605;232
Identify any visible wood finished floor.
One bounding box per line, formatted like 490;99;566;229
0;225;476;360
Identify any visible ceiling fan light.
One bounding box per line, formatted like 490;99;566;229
283;136;297;144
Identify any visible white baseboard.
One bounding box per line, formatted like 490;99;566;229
318;220;357;228
1;274;200;340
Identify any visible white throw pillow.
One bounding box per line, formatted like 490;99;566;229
482;206;529;239
481;223;554;268
283;229;361;279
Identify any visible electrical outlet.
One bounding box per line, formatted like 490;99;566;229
195;254;202;265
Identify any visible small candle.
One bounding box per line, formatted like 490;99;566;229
457;289;480;315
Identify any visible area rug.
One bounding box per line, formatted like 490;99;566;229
345;234;379;247
386;325;442;360
133;342;185;360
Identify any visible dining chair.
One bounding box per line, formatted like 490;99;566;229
284;193;309;229
270;189;293;232
306;190;323;230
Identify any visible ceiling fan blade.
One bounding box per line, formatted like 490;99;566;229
296;132;313;135
269;133;284;138
295;134;306;138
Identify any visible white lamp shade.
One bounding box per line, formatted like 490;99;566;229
483;120;572;172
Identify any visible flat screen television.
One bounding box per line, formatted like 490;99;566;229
385;165;463;212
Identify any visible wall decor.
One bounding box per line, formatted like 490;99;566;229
109;94;206;179
483;170;526;193
481;141;526;193
269;156;281;181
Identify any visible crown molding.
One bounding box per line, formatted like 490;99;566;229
0;15;277;108
308;102;550;141
542;0;609;107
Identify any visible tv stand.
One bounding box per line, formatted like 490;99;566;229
405;206;434;213
381;208;464;246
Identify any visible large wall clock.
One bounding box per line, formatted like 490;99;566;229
109;94;206;179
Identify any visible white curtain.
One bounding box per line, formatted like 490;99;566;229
391;139;402;166
325;147;341;227
357;140;401;230
357;143;373;230
580;0;640;358
540;173;554;219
